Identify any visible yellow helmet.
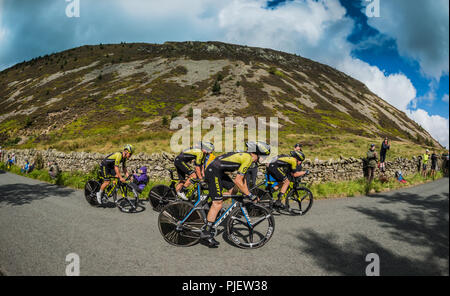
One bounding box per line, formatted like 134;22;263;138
124;144;134;155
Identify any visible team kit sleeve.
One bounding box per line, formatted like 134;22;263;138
237;153;253;175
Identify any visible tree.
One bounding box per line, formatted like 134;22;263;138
212;80;221;95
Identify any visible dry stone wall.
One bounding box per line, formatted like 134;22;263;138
3;148;434;183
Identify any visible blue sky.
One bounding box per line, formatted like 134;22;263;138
0;0;448;147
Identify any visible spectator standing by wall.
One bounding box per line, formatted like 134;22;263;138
430;151;438;179
422;149;430;178
48;161;61;180
379;138;390;172
366;144;378;183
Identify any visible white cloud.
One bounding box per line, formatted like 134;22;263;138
406;109;449;148
443;94;449;103
366;0;449;80
214;0;448;147
336;56;416;112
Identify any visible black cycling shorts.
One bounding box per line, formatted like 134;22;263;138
267;163;288;182
100;165;116;180
174;156;195;180
205;161;235;201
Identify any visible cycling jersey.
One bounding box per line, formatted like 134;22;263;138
216;152;253;175
100;152;126;179
204;153;216;170
267;155;300;182
174;148;206;180
178;148;206;166
271;155;298;171
205;152;254;201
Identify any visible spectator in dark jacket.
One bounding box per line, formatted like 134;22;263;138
366;144;378;183
430;151;438;179
379;138;390;172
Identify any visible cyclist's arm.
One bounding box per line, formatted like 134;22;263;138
292;171;305;178
114;166;126;182
234;174;250;196
194;165;202;179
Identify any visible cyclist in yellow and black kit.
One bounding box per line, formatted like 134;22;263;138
174;142;215;200
267;150;309;209
96;144;134;204
201;141;271;247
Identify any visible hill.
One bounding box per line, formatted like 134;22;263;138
0;41;443;158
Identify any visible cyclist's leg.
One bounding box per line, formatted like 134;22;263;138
97;165;112;203
268;164;289;205
201;165;226;246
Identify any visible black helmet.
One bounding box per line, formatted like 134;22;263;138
246;141;271;156
290;150;305;161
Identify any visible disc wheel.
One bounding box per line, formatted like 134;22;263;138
158;201;203;247
84;180;100;206
285;187;314;216
226;203;275;249
148;185;176;211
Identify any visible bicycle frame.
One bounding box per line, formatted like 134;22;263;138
176;188;254;233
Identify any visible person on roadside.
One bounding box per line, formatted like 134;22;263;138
422;149;430;178
430;151;438;179
130;166;149;194
48;161;60;179
379;137;390;172
21;159;30;174
0;146;3;162
366;144;378;183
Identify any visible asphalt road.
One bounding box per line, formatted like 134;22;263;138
0;170;448;276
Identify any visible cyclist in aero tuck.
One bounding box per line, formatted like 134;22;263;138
267;150;309;209
174;141;215;200
201;141;271;247
96;144;134;204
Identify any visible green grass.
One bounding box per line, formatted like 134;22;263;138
309;172;443;199
1;161;444;203
0;162;170;200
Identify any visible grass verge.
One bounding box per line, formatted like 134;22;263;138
0;162;443;201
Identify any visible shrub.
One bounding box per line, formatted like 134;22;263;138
212;80;221;95
162;116;169;126
34;152;44;170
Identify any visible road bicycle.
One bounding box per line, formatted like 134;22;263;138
250;167;314;216
158;187;275;249
148;168;204;211
84;173;143;213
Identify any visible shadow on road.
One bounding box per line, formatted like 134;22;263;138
0;183;76;207
296;188;449;275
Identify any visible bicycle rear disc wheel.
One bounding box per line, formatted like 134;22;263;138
227;203;275;249
286;187;313;215
148;185;176;211
84;180;100;206
158;201;203;247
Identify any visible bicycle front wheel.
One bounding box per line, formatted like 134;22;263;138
84;180;100;206
285;187;313;215
117;185;141;213
227;203;275;249
158;201;203;247
149;185;176;211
